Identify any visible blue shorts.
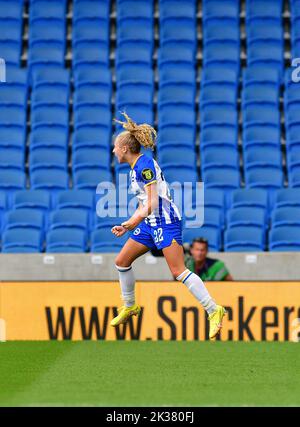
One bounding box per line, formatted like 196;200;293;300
130;220;183;250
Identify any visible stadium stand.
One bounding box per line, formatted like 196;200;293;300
0;0;299;253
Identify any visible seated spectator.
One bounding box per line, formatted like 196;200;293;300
185;237;233;281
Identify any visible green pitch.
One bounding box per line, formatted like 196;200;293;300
0;342;299;407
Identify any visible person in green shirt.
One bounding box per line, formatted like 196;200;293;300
185;237;233;281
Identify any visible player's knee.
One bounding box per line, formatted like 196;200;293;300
115;254;130;268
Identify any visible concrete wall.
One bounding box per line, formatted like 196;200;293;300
0;252;299;281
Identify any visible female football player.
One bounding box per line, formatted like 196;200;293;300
110;112;226;340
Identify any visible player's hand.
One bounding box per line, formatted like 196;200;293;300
121;217;140;231
111;225;127;237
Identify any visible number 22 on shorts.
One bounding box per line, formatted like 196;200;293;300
154;228;164;243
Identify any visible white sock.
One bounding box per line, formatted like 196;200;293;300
115;265;135;307
176;269;217;315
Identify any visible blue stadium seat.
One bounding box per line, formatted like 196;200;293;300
74;169;113;191
30;0;67;21
158;146;196;169
201;108;238;128
247;18;283;43
46;228;87;253
73;0;111;22
116;43;152;69
91;227;128;252
243;66;280;85
200;84;237;109
269;226;300;251
224;226;265;251
73;19;110;46
3;208;44;231
0;0;24;21
0;148;24;171
158;105;196;128
183;227;221;252
201;67;238;86
13;190;51;212
201;125;238;150
55;190;94;212
72;148;110;173
0;20;22;50
247;40;284;73
73;126;111;151
244;147;282;171
203;18;240;45
0;86;27;107
32;67;70;90
160;18;196;49
116;83;153;108
29;18;66;45
274;188;300;208
2;228;43;253
118;18;153;48
30;126;69;151
245;168;284;190
160;66;196;85
0;170;26;193
29;149;68;173
203;169;240;191
163;166;198;185
74;65;112;89
5;67;28;88
160;0;196;21
0;106;26;127
49;209;89;232
73;85;111;107
203;0;239;20
286;151;300;175
158;43;195;69
74;105;112;129
286;123;300;153
0;41;21;66
246;0;283;20
28;41;65;69
243;124;281;149
158;83;195;107
117;0;153;21
0;126;26;151
289;170;300;187
31;86;69;108
202;207;223;230
242;83;279;107
230;188;268;210
117;66;154;85
31;170;69;191
243;104;280;126
158;125;196;147
73;41;109;68
31;106;69;129
201;148;239;173
227;207;266;230
271;207;300;228
203;41;240;72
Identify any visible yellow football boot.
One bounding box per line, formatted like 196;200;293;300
110;304;141;327
208;305;226;340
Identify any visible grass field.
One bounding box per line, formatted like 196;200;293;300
0;341;299;407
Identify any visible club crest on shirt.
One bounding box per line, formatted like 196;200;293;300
142;168;154;181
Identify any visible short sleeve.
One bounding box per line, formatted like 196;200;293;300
138;159;157;187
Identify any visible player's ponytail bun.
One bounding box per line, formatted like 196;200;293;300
114;111;157;151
